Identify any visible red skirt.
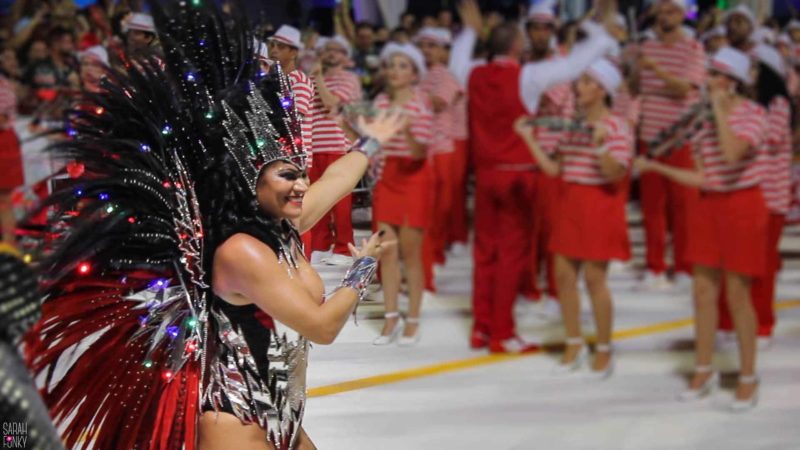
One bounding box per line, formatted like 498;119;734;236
686;186;768;277
0;128;23;190
549;181;630;262
372;156;432;229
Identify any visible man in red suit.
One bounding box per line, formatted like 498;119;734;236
452;0;616;353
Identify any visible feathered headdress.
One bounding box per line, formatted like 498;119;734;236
23;1;304;449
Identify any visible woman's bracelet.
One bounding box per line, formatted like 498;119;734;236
348;136;381;158
338;256;378;301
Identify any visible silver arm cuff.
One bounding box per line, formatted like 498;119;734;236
338;256;378;300
348;136;381;159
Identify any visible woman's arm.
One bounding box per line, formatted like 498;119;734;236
297;150;368;233
712;96;751;164
634;155;705;187
215;232;384;345
598;151;627;182
310;64;341;115
405;127;427;160
513;117;560;177
297;111;405;233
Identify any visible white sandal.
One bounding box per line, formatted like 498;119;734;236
373;312;403;346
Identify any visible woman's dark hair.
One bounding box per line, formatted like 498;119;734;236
198;76;293;265
755;61;797;126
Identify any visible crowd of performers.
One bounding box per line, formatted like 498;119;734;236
1;0;799;448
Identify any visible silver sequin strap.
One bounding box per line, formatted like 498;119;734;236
338;256;378;300
347;136;381;159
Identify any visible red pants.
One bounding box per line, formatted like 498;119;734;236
522;173;559;299
472;169;536;342
423;151;455;291
308;153;353;255
639;144;698;274
447;139;470;245
719;213;784;337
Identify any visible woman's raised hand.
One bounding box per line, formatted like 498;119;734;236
357;110;407;145
347;230;396;260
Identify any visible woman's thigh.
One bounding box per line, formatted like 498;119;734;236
198;411;274;450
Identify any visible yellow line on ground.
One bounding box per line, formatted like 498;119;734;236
308;300;800;398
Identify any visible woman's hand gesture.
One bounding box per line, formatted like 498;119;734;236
347;231;396;260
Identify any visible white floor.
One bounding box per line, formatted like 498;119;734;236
304;228;800;450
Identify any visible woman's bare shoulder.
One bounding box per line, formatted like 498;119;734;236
214;233;280;272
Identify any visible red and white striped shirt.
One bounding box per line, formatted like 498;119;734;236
288;69;314;157
692;100;767;192
558;115;632;185
418;64;462;155
535;82;576;155
761;96;793;214
639;38;706;142
310;69;362;155
612;86;640;131
373;89;433;158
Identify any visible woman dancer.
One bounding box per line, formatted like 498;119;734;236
24;2;404;450
717;45;794;345
514;59;632;378
636;47;766;411
371;43;433;346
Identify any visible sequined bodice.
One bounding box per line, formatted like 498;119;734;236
204;300;308;449
203;224;309;450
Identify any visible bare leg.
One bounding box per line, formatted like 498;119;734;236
725;271;758;400
377;222;401;336
584;260;613;371
0;191;15;245
554;254;583;363
690;265;721;389
198;411;274;450
399;225;425;337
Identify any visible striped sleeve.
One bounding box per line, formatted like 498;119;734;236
288;71;313;117
730;104;764;148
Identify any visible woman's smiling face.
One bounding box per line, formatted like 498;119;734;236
255;161;309;220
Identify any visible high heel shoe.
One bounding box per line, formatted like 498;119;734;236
677;366;718;401
729;375;759;413
586;343;614;380
373;312;403;346
552;337;588;374
398;317;421;346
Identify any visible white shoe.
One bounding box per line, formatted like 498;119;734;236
672;272;693;293
730;375;759;413
373;312;402;346
552;337;588;374
586;344;614;380
397;317;420;346
638;271;673;291
322;253;353;266
449;242;469;257
677;366;719;401
757;336;773;351
535;297;561;322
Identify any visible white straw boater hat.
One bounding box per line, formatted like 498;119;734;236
124;13;155;33
586;58;622;97
709;46;752;85
268;25;304;50
415;27;453;47
380;42;427;76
